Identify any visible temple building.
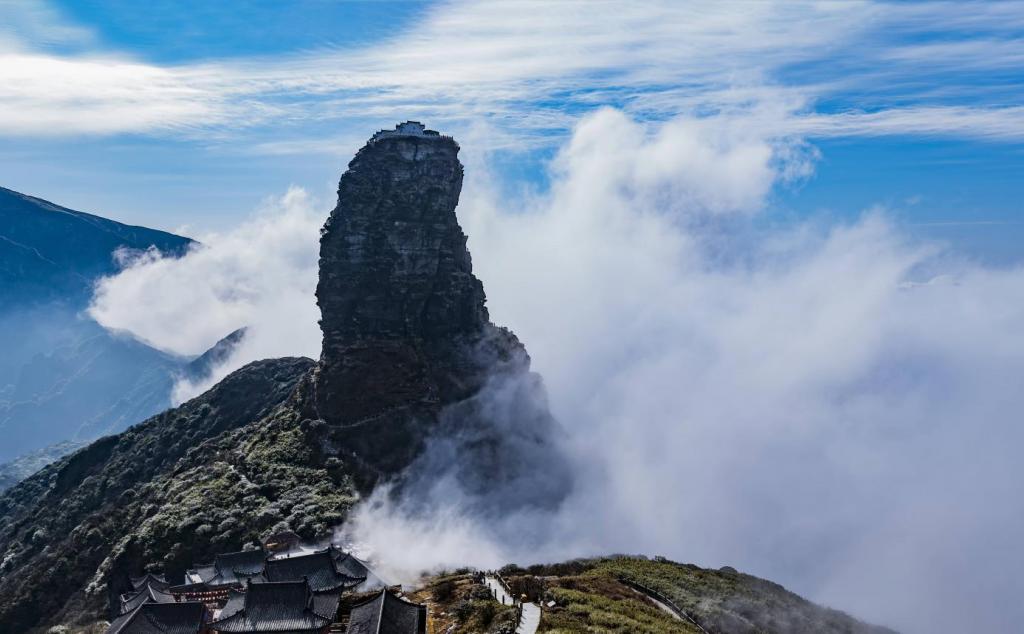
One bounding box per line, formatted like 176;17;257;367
112;544;424;634
106;602;208;634
345;589;426;634
208;580;339;634
171;545;375;595
170;549;270;602
119;583;178;615
261;548;365;591
369;120;440;142
130;574;170;593
328;547;379;586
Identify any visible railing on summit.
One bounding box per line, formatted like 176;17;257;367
616;576;710;634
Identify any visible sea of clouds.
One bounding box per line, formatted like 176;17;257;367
89;110;1024;634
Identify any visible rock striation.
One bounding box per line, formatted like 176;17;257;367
313;122;552;486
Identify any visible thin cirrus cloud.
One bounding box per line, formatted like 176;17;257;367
0;0;1022;144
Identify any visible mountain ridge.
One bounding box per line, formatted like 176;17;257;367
0;185;203;465
0;185;193;306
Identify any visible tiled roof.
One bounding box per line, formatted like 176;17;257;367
106;602;206;634
119;584;178;615
217;588;247;621
216;584;340;627
346;590;426;634
208;580;335;633
188;549;268;587
130;573;170;593
329;547;374;583
262;549;364;591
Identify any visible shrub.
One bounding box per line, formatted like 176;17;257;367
432;579;456;602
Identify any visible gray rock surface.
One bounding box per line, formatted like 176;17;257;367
312;122;568;502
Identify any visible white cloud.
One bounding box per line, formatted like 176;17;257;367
88;186;323;402
789;105;1024;141
1;1;1022;144
344;110;1024;634
0;0;94;52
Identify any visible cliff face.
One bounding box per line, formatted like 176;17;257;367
313;123;545;483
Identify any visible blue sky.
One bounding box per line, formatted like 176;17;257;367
1;0;1023;263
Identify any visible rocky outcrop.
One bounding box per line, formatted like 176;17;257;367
313;122;552;486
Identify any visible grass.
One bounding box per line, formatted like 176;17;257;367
539;572;700;634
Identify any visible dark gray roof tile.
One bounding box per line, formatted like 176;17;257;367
209;580;335;633
346;590;425;634
119;585;177;615
106;602;206;634
263;549;364;591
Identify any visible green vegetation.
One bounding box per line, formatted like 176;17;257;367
409;572;518;634
478;558;895;634
0;440;88;492
0;358;365;632
540;573;698;633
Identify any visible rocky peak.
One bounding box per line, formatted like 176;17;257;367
314;122;517;428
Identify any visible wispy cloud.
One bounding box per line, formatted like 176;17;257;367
1;0;1022;145
0;0;94;52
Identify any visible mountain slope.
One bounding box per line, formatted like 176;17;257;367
420;558;896;634
0;357;318;631
0;440;87;493
0;186;192;306
0;186;198;464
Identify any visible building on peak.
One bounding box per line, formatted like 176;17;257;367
368;121;451;144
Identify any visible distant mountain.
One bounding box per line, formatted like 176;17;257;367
0;320;184;464
0;186;192;306
0;186;198;465
183;327;248;381
0;440;87;492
